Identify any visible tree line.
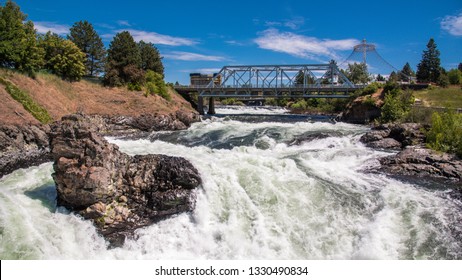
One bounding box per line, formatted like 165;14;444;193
302;38;462;87
0;0;165;93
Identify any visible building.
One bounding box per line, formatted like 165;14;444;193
190;73;221;86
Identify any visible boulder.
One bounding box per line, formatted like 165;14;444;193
379;147;462;181
360;123;426;149
0;124;51;177
50;114;201;246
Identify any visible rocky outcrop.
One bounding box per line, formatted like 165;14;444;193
104;111;200;136
51;114;201;246
379;147;462;181
361;123;461;182
0;124;51;177
339;93;383;124
360;123;426;150
0;111;200;177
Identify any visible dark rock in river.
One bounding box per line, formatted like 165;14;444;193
50;114;201;246
360;123;426;150
0;124;51;177
379;147;462;181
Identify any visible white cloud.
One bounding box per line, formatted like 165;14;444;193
120;29;198;46
225;40;245;46
264;17;305;30
164;51;226;61
254;28;359;61
117;20;131;27
34;21;70;35
441;12;462;36
283;17;305;30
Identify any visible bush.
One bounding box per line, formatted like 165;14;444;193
426;110;462;157
221;98;244;105
127;82;142;91
379;83;414;123
290;99;308;111
145;70;170;101
362;82;379;95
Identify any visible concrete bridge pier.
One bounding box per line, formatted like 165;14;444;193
197;96;205;115
208;97;216;115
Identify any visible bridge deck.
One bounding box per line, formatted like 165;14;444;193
174;85;361;97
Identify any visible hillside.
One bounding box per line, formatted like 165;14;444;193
0;69;195;125
412;86;462;108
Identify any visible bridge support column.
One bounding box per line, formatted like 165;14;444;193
208;97;216;115
197;96;205;115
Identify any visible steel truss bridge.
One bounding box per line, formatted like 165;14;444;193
174;62;362;115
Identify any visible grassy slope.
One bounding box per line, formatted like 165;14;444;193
0;69;195;125
413;86;462;108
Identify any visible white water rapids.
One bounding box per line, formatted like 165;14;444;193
1;107;461;259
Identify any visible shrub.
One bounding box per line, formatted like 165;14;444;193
426;110;462;157
145;70;170;101
290;99;308;111
362;83;379;95
127;82;142;91
379;83;414;123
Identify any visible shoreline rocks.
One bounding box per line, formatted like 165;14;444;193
361;123;462;183
0;111;200;178
0;124;51;178
50;114;201;246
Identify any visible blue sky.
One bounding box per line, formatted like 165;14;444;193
11;0;462;84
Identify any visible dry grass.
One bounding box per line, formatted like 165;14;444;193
413;86;462;108
0;69;195;125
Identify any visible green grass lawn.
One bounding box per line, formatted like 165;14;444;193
413;86;462;108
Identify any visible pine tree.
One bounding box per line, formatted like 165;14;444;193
389;71;399;82
104;31;141;86
399;62;415;82
458;63;462;72
68;20;106;77
376;74;386;82
138;40;164;77
416;38;441;83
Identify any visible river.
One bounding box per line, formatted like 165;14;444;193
1;106;461;259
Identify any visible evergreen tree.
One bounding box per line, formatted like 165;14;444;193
0;0;43;75
389;71;399;82
399;62;415;82
68;20;106;77
39;32;86;81
416;38;441;83
458;63;462;72
295;70;316;85
138;40;164;76
376;74;386;82
104;31;141;86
